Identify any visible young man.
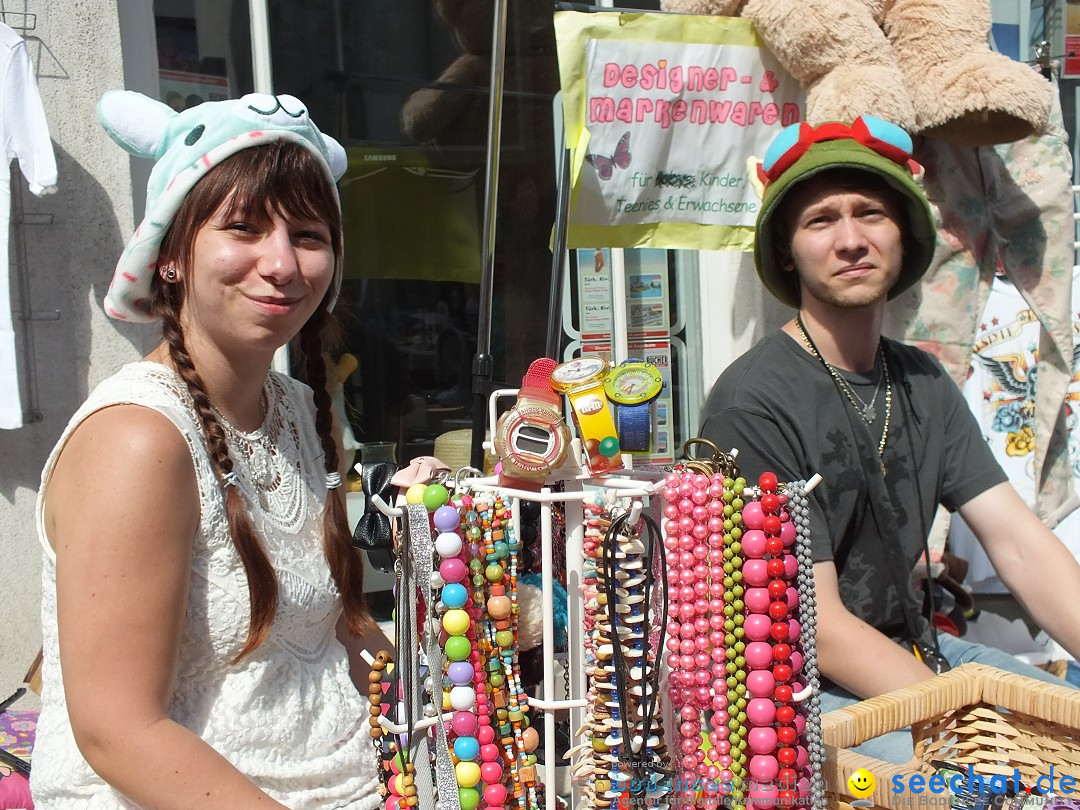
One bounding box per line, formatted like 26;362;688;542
700;116;1080;763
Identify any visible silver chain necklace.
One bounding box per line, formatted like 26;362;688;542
796;319;883;423
795;315;892;476
843;361;883;423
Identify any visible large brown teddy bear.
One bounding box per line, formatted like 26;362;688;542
661;0;1051;146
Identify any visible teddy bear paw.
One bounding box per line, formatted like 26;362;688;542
805;63;916;132
904;52;1051;146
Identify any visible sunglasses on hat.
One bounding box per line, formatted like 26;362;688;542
760;114;915;185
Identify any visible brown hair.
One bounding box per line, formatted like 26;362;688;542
154;140;370;662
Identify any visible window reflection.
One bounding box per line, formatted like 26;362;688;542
154;1;252;109
265;0;566;464
154;0;665;467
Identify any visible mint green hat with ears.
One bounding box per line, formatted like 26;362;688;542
97;91;348;323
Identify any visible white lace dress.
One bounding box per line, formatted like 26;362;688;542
31;362;381;809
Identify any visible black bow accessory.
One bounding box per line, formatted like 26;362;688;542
351;461;400;574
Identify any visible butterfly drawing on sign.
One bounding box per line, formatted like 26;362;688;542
585;131;632;180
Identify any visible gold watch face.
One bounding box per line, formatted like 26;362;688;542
550;357;607;389
604;363;663;405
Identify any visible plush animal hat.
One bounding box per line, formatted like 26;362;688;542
754;115;935;309
97;91;348;323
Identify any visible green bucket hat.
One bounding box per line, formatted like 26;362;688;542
754;116;936;309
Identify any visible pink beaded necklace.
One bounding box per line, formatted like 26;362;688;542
659;441;817;810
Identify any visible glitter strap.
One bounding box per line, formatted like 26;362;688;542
397;507;438;810
407;503;461;810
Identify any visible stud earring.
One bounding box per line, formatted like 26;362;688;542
163;266;178;282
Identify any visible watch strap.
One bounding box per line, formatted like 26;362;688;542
615;401;653;452
497;469;545;491
521;358;560;406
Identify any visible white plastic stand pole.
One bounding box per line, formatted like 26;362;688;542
563;492;587;810
539;490;557;810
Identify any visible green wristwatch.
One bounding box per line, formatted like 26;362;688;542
604;359;663;452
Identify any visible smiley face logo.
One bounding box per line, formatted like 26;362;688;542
848;768;876;799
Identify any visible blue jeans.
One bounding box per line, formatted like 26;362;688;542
818;634;1073;764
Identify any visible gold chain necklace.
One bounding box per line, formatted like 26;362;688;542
794;315;892;476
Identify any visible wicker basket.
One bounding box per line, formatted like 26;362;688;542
821;663;1080;809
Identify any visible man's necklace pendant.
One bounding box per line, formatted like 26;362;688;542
863;403;875;422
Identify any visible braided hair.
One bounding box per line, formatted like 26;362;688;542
153;140;369;662
298;308;368;636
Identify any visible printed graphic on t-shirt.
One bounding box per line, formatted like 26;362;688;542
949;272;1080;592
969;297;1080;486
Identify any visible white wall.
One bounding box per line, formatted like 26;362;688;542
0;0;156;696
697;249;790;400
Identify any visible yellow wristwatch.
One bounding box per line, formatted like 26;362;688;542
549;358;622;474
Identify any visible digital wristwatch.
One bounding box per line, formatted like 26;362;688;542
494;357;571;490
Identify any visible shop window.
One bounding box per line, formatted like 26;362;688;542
154;0;253;109
262;0;581;466
154;0;670;468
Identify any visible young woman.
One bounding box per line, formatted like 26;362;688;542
31;92;386;809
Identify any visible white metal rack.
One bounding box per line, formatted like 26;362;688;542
371;386;823;810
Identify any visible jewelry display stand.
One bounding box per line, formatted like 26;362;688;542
370;388;826;810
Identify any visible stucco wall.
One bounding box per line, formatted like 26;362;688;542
0;1;156;696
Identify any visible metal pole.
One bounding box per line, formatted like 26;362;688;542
248;0;274;93
609;248;629;363
593;0;631;365
545;142;572;360
249;0;290;374
470;0;510;468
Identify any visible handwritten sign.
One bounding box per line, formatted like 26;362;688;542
555;11;804;251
